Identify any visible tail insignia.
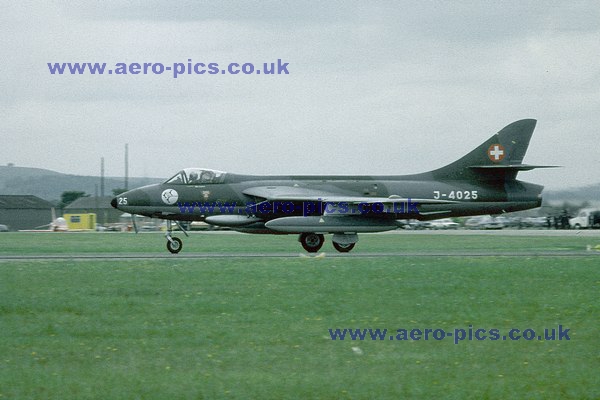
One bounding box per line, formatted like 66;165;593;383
487;144;505;162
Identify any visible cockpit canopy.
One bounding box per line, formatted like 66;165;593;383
164;168;226;185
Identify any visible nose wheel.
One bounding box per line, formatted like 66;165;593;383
167;236;183;253
165;220;187;254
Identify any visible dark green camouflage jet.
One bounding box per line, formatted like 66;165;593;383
111;119;555;253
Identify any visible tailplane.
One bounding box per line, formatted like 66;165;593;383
430;119;557;181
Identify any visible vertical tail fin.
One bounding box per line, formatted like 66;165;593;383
430;119;553;181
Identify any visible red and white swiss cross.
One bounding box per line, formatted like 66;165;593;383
487;144;505;162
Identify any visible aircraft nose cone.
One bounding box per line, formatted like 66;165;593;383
110;197;118;209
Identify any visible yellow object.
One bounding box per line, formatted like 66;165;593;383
64;213;96;230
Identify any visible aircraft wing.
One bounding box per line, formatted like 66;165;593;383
242;186;457;205
243;185;457;234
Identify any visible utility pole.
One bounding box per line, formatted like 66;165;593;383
100;157;105;197
124;144;129;190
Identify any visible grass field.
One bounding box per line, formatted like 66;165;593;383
0;233;599;399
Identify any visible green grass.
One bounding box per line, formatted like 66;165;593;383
0;234;599;399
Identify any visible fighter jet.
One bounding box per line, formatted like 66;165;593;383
111;119;555;253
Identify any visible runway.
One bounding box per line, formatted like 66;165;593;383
159;229;600;237
1;250;599;261
384;229;600;237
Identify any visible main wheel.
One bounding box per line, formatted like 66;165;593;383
299;233;324;253
333;242;355;253
167;237;183;254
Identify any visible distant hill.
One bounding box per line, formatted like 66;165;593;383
544;184;600;204
0;166;162;202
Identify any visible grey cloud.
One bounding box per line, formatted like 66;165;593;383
1;1;599;189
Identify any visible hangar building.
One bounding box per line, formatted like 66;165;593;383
64;196;121;224
0;195;54;231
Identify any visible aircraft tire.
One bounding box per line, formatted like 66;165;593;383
300;233;324;253
333;242;355;253
167;237;183;254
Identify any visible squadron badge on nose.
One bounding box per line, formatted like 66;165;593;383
161;189;179;205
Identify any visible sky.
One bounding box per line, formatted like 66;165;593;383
1;1;599;190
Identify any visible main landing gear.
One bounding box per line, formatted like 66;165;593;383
299;233;357;253
299;233;325;253
332;242;355;253
166;220;188;254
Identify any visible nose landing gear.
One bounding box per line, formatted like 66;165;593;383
165;220;188;254
166;236;183;253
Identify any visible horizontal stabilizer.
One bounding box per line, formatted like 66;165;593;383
469;164;560;171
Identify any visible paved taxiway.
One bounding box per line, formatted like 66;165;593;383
175;229;600;237
388;229;600;237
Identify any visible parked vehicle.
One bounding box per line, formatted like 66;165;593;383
397;219;426;230
426;218;459;230
465;215;504;229
465;216;484;229
408;220;427;230
570;209;600;229
494;216;509;228
520;216;548;228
